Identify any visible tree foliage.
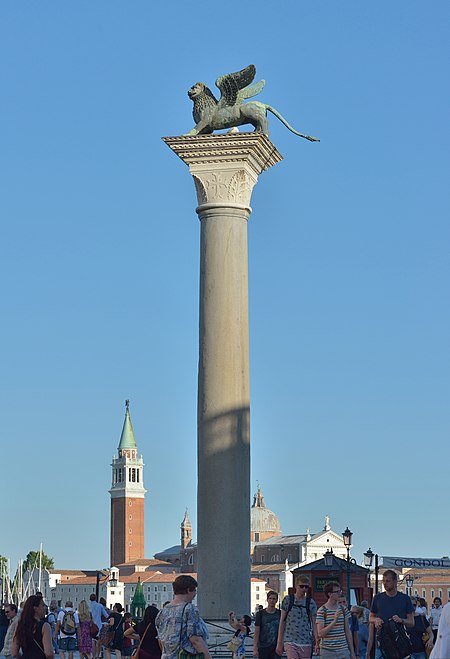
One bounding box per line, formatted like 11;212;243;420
23;550;55;572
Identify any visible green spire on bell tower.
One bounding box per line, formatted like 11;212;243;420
118;399;137;451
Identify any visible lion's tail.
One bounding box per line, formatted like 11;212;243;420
266;105;320;142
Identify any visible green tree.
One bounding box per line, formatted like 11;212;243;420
23;550;55;573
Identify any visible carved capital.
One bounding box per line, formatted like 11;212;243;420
192;169;255;207
162;133;283;211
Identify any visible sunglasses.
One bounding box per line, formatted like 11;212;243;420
298;585;309;588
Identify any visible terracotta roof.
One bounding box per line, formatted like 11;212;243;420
120;572;180;584
56;577;99;585
115;559;173;567
251;578;267;583
51;570;185;586
49;570;96;576
252;564;292;572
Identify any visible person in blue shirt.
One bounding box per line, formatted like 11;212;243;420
369;570;414;659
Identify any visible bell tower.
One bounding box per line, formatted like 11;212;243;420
181;509;192;550
110;400;146;566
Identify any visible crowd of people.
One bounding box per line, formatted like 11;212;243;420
1;572;450;659
250;571;450;659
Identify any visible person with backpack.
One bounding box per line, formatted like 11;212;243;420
55;600;79;659
316;582;356;659
369;570;414;659
275;576;318;659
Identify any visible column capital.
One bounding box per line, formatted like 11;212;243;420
162;133;283;209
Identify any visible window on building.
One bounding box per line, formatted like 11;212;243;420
132;468;136;482
256;594;259;600
422;589;426;598
448;589;450;600
137;470;140;483
287;554;292;561
111;590;115;595
431;589;435;598
188;555;194;565
255;533;260;542
163;587;166;592
414;590;418;596
439;589;442;598
261;555;265;562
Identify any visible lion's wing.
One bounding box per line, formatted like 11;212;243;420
237;79;265;103
215;64;257;109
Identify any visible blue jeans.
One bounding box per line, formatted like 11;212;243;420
411;654;426;659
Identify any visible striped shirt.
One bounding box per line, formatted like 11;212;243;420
316;605;350;651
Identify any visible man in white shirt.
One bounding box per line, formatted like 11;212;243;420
55;601;79;659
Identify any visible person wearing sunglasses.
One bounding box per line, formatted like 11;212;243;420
276;577;318;659
316;583;356;659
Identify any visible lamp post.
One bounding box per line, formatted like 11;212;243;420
342;527;353;603
364;548;379;595
95;569;117;601
405;574;414;597
324;549;334;568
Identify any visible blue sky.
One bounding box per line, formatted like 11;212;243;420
1;1;449;575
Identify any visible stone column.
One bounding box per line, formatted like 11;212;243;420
163;133;282;619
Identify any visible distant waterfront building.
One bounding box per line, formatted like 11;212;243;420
110;400;146;566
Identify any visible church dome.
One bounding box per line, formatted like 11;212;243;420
251;485;281;535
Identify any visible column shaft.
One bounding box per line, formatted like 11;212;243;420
197;205;250;618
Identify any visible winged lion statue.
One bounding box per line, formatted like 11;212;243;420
184;64;319;142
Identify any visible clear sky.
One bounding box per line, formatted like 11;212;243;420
1;1;449;575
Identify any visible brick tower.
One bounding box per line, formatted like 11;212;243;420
110;400;146;566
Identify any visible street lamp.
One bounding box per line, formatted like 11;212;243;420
324;549;334;568
405;574;414;596
364;547;380;595
342;527;353;603
95;569;117;600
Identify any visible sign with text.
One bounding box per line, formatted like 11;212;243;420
314;576;337;592
383;556;450;569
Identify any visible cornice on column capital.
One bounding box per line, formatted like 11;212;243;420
162;133;283;176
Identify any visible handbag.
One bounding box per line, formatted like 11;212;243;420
90;618;100;638
100;627;115;647
131;623;152;659
227;635;242;653
178;652;204;659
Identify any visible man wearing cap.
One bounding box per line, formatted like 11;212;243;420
276;576;318;659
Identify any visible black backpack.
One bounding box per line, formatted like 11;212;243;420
378;620;413;659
